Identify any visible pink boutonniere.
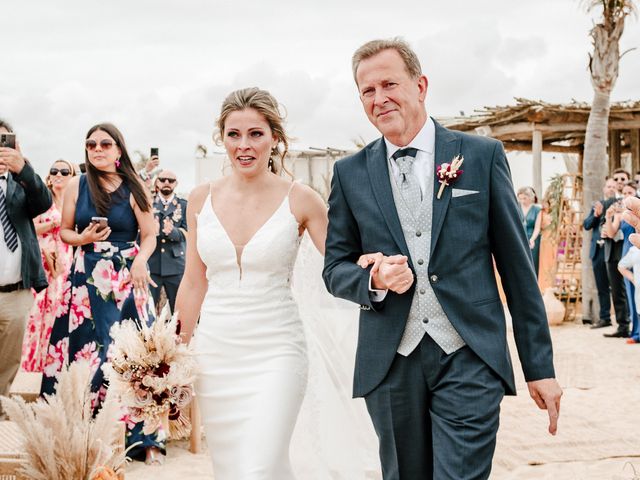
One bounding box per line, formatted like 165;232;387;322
436;155;464;199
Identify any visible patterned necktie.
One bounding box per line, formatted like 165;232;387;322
0;176;18;252
392;147;422;211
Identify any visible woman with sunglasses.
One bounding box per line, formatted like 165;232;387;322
21;160;75;372
41;123;165;465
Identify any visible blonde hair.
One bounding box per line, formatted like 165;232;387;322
517;186;537;203
215;87;291;176
352;37;422;83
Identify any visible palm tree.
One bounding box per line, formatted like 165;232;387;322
581;0;636;322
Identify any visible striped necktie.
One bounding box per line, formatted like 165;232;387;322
0;176;18;252
392;147;422;209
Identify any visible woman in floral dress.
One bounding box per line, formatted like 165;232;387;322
21;160;75;372
41;123;165;464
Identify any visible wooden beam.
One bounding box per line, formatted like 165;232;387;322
631;129;640;175
503;142;583;153
609;129;622;173
481;119;640;138
532;129;543;198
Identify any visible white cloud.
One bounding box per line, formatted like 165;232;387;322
0;0;638;192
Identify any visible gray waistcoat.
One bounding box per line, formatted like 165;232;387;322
388;160;465;355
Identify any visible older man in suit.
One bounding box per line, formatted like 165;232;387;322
0;119;51;415
323;39;562;479
148;170;187;314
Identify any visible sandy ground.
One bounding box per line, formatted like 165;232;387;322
128;321;640;479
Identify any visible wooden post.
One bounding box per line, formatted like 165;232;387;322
631;129;640;176
532;128;543;197
609;129;621;173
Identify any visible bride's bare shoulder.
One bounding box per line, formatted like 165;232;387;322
187;182;213;214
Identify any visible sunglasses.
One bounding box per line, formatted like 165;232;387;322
613;176;627;181
157;177;176;184
49;167;72;177
85;139;115;152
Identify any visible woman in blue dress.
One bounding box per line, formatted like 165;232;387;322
41;123;165;463
517;186;542;276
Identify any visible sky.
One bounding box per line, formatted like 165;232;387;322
1;0;639;192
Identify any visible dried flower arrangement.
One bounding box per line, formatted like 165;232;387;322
104;310;197;435
0;361;127;480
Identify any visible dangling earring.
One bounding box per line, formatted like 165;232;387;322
115;158;121;168
268;158;274;170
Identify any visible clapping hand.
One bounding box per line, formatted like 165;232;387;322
593;201;603;217
162;217;174;236
624;196;640;247
357;252;414;294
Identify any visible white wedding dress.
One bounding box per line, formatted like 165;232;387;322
193;184;381;479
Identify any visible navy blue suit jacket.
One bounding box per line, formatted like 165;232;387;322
583;205;604;260
148;195;188;277
323;120;555;398
4;162;52;291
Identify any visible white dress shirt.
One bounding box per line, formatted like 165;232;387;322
0;174;23;285
159;193;175;206
369;117;436;301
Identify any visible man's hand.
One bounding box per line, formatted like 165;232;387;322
358;253;414;294
0;142;26;174
162;217;173;235
593;201;603;217
527;378;562;435
623;196;640;248
145;156;160;173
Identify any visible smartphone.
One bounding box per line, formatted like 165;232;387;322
0;133;16;149
91;216;109;232
150;147;159;158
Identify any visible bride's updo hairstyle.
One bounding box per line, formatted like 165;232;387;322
215;87;292;176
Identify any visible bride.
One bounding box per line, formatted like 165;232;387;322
175;87;378;479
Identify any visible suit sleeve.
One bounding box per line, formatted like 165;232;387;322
583;207;599;230
323;162;381;309
14;161;52;218
488;142;555;382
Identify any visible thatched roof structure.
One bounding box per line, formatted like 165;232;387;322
441;98;640;155
440;98;640;194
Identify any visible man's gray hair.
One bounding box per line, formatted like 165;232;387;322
352;37;422;83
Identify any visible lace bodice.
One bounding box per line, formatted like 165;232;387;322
196;189;302;292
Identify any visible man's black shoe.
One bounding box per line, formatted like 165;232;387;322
590;321;612;329
603;330;630;338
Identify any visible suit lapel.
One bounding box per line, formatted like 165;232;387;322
366;138;411;259
430;121;461;256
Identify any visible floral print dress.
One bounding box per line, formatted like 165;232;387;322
21;203;74;372
41;175;165;459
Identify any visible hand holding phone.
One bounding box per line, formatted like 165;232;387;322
80;217;111;244
145;147;160;174
91;216;109;232
0;133;16;149
0;133;25;174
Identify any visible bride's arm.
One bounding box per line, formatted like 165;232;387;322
291;183;328;255
175;185;209;344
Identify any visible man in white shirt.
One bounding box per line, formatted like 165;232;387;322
0;119;51;415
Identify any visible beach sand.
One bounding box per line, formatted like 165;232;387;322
128;321;640;479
